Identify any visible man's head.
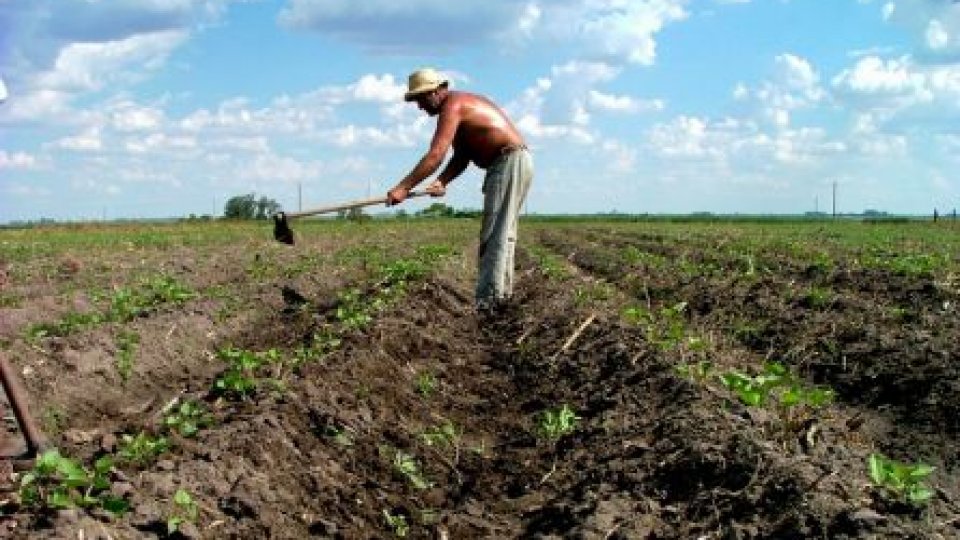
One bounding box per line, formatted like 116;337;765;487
404;68;448;116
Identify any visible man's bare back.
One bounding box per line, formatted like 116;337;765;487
445;91;525;169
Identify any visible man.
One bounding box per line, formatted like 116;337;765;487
387;68;533;313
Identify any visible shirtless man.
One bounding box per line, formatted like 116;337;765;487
388;68;533;312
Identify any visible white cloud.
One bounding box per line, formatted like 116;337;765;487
733;53;824;129
279;0;688;64
110;102;165;132
57;127;103;151
236;153;323;183
37;31;188;94
0;151;38;169
588;90;664;113
879;0;960;60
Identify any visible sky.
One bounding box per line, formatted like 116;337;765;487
2;0;960;222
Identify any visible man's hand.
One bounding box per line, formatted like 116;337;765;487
426;179;446;197
387;185;409;206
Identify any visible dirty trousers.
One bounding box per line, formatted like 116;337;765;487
476;147;533;306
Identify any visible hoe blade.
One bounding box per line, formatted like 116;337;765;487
273;212;295;245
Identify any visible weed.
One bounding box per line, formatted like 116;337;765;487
802;286;833;309
382;509;410;538
117;432;170;467
167;488;200;534
623;302;688;350
163;400;214;438
18;449;129;516
115;331;139;382
537;404;580;440
420;421;460;449
212;347;281;400
719;362;834;436
390;450;431;490
335;288;373;330
868;453;935;506
41;406;69;436
675;361;713;381
415;370;438;397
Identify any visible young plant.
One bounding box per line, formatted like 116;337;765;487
415;370;438;397
382;509;410;538
117;431;170;467
391;450;431;490
536;404;580;440
18;449;129;516
167;488;200;534
420;421;461;450
675;360;714;382
868;453;936;507
115;330;139;382
163;400;214;438
212;347;281;400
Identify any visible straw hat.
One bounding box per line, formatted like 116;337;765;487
404;68;448;101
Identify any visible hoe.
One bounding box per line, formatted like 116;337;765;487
0;353;47;481
273;190;430;245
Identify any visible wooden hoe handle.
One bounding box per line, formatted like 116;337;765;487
281;190;431;219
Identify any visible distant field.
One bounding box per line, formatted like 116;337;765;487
0;217;957;538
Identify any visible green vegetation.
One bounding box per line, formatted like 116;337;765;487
118;431;170;467
163;399;214;438
868;453;936;507
536;404;580;440
18;449;129;516
167;488;200;534
382;509;410;537
115;330;139;381
415;370;438;397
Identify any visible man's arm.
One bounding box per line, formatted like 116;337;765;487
435;150;470;186
396;103;460;191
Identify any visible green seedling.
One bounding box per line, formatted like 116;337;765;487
868;453;936;507
323;426;354;447
537;404;580;440
336;288;373;330
163;400;214;438
391;450;431;490
118;432;170;467
115;330;139;382
420;422;460;449
802;286;833;309
167;488;200;534
18;449;129;517
624;302;688;351
675;361;713;381
415;370;438;397
212;347;281;400
382;509;410;538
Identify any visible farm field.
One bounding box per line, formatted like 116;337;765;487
0;217;958;539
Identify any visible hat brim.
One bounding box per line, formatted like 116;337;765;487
404;81;448;101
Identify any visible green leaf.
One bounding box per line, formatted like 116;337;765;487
909;464;935;479
868;454;887;485
48;489;75;509
173;489;193;506
101;496;131;516
168;516;184;534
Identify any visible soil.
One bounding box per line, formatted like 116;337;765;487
0;220;957;539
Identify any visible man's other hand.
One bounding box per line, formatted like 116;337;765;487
426;180;446;198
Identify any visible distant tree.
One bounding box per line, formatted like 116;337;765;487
417;202;454;218
224;193;279;219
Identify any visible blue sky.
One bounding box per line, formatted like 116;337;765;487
2;0;960;221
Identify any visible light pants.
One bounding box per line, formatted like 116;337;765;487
476;148;533;306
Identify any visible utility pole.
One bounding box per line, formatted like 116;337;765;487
298;183;302;212
832;181;837;218
814;195;819;214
